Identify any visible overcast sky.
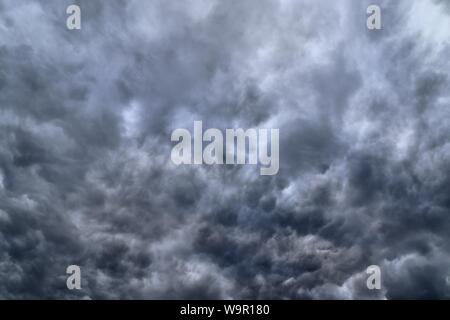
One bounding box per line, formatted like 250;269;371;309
0;0;450;299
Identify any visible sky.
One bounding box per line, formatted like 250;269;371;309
0;0;450;299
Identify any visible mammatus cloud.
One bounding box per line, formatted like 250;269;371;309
0;0;449;299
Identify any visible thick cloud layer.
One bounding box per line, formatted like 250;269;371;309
0;0;449;299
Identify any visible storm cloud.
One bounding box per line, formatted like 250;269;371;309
0;0;449;299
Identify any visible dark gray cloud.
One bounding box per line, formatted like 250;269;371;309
0;0;449;299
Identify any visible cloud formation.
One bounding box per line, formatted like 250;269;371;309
0;0;449;299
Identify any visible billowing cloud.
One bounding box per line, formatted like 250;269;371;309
0;0;449;299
